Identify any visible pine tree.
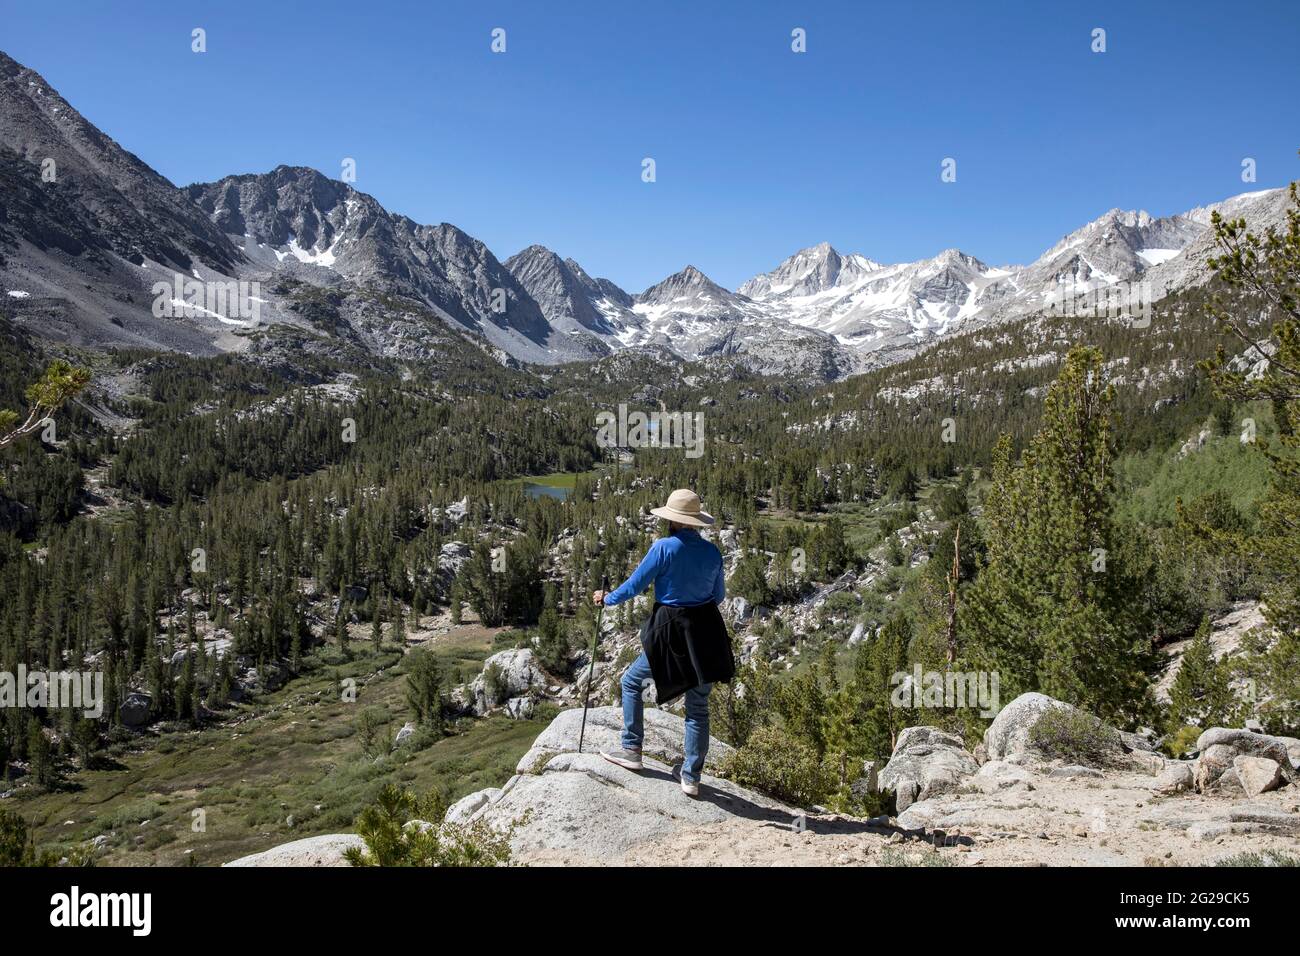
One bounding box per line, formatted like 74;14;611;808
960;346;1155;722
26;722;56;790
176;646;196;723
504;535;544;625
859;613;915;756
534;604;570;675
463;542;507;626
371;598;384;652
207;652;232;709
448;582;463;625
730;551;772;605
404;647;444;734
390;601;406;646
1166;617;1233;731
1199;178;1300;732
335;603;350;654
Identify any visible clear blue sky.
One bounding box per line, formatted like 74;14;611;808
3;0;1297;291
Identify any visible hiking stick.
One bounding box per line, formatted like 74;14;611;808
578;575;608;754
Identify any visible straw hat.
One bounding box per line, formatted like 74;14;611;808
650;488;714;527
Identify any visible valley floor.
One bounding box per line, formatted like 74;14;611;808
10;619;545;866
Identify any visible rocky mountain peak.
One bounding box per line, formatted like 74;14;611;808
0;48;241;275
637;264;731;305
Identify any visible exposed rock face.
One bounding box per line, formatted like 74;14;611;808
0;53;240;271
515;705;733;775
118;691;152;728
0;52;317;357
393;722;416;748
428;540;471;599
980;691;1147;769
504;696;536;720
503;244;625;350
1192;728;1296;792
1195;728;1294;768
1194;744;1238;792
444;788;503;826
967;759;1035;795
879;727;978;812
188;167;565;361
1152;762;1195;795
1282;737;1300;771
457;707;790;863
983;692;1097;760
223;834;363;867
984;693;1065;760
226;705;1300;868
1233;756;1283;797
470;649;546;716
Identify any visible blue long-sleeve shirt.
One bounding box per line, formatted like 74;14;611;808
603;528;725;608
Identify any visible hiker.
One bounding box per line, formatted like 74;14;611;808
592;488;734;796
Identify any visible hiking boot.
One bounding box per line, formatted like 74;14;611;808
680;777;700;798
600;748;643;771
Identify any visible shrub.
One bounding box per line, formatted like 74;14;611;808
0;809;43;866
343;785;515;867
481;662;508;707
95;800;166;834
718;726;837;807
492;629;530;651
1164;724;1202;758
1027;707;1122;767
877;846;956;867
355;707;392;759
1214;849;1300;867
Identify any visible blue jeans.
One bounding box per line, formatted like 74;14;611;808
620;652;712;784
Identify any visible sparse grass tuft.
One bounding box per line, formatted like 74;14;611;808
1214;849;1300;867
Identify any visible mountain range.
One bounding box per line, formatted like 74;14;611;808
0;49;1290;380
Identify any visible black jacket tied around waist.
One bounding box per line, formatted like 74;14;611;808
640;601;735;705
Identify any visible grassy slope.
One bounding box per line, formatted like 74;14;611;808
14;629;548;866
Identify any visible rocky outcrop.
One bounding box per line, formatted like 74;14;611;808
469;649;546;716
1194;745;1239;793
984;693;1072;760
1195;727;1294;767
970;759;1036;794
515;705;733;774
1191;727;1296;793
119;691;152;728
393;722;416;748
430;540;471;598
445;788;504;825
223;702;1300;867
981;692;1144;767
1282;737;1300;771
456;706;791;864
504;696;536;720
878;727;978;811
1234;756;1283;797
223;834;363;867
1152;762;1195;795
